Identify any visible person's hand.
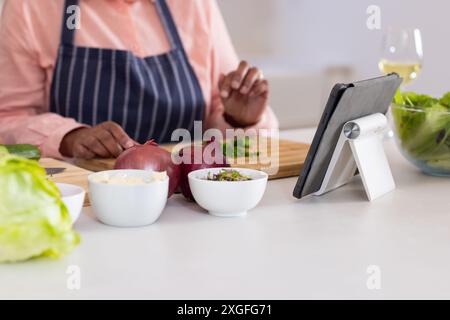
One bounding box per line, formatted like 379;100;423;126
60;121;136;159
219;61;269;127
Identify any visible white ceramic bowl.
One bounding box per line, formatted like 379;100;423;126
56;183;85;224
188;168;268;217
88;170;168;227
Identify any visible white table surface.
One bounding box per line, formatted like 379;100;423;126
1;128;450;300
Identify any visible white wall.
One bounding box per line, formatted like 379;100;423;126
219;0;450;127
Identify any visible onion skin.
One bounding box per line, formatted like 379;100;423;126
179;141;229;201
114;140;180;198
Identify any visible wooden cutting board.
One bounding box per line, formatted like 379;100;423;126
39;158;92;206
74;139;310;180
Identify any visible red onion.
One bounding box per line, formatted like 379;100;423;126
114;140;180;198
179;140;229;201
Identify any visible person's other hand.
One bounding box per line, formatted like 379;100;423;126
219;61;269;127
60;121;136;159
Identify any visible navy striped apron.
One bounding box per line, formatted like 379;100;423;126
50;0;205;144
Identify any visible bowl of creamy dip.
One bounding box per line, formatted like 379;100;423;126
88;170;168;227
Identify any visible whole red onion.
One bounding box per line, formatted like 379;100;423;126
114;140;180;198
179;140;229;201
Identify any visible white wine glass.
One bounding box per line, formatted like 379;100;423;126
379;28;423;86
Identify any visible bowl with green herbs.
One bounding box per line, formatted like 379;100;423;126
187;168;268;217
391;91;450;176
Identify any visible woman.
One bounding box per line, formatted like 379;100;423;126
0;0;278;159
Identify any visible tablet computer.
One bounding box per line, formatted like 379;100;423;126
293;73;402;199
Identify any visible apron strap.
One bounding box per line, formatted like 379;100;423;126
61;0;79;46
60;0;185;51
155;0;185;51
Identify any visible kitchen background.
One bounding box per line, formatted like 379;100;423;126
1;0;448;129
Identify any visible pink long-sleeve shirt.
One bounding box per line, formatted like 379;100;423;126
0;0;278;158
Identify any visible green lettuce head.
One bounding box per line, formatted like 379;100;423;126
0;155;80;263
392;91;450;172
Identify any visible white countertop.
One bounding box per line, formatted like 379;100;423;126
1;129;450;300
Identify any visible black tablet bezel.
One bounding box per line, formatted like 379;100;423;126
292;83;349;198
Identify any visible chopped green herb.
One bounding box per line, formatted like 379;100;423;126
222;137;259;159
206;169;252;181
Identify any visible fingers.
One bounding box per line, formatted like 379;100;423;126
65;122;135;159
102;121;135;149
84;135;111;158
240;67;261;95
219;61;266;99
73;143;95;159
219;72;235;99
231;60;250;90
96;129;123;158
249;79;269;97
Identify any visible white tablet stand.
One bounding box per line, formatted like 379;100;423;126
314;113;395;201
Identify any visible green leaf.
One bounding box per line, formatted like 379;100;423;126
0;155;79;263
393;89;405;105
400;92;437;108
439;92;450;108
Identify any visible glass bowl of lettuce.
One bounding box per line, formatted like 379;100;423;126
391;91;450;176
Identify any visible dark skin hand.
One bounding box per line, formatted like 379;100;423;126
219;60;269;127
60;121;136;159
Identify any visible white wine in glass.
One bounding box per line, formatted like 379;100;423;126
379;28;423;86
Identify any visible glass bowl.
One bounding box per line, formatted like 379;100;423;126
390;104;450;177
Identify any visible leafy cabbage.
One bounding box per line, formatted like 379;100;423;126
392;91;450;171
0;154;79;263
